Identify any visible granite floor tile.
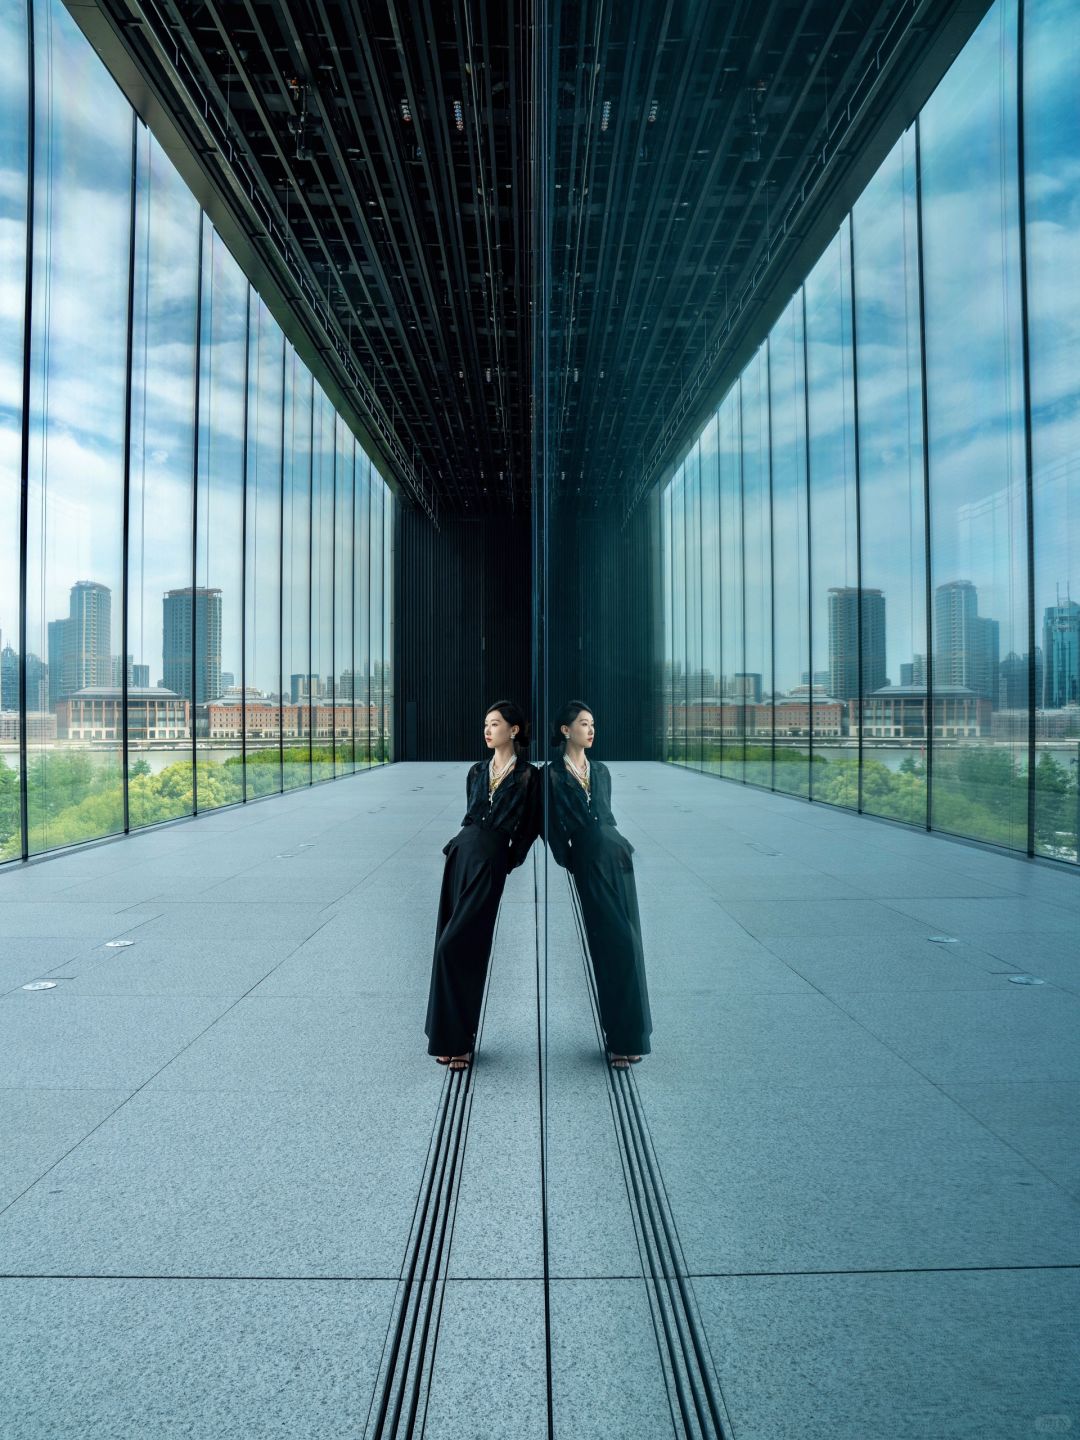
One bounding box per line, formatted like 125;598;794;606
0;1277;396;1440
0;1087;129;1210
0;992;233;1089
550;1280;676;1438
692;1269;1080;1440
716;898;938;938
880;894;1080;937
828;986;1080;1083
144;994;433;1093
637;991;923;1088
421;1280;548;1440
942;1081;1080;1202
0;1083;439;1277
641;1080;1080;1274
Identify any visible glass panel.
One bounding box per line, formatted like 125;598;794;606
369;476;385;763
684;442;702;770
25;0;130;854
668;462;685;763
665;478;673;766
194;227;246;811
921;0;1028;849
243;297;284;798
718;389;743;781
805;225;859;808
310;385;335;783
355;450;371;769
128;128;199;828
852;128;929;826
382;477;393;763
282;350;312;790
1026;0;1080;863
742;346;773;787
699;415;721;775
0;0;28;863
769;294;811;797
334;420;354;776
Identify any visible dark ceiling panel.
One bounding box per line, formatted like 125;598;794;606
68;0;987;517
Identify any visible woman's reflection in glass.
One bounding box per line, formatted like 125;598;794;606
545;702;653;1068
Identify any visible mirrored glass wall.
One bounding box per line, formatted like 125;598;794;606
660;0;1080;866
0;0;394;864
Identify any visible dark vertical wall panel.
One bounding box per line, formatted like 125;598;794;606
546;505;657;761
398;510;532;760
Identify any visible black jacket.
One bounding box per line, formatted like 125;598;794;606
450;754;542;871
544;754;635;871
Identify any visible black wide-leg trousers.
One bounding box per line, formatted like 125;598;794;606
425;825;509;1056
571;838;652;1056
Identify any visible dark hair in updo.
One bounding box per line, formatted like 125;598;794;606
551;699;594;749
485;699;531;751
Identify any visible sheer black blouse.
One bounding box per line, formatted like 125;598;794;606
454;754;542;871
544;756;635;871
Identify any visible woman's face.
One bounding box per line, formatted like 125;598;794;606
484;710;518;749
562;711;595;748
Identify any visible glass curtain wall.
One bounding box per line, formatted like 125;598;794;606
355;450;371;770
128;128;200;827
660;0;1080;865
311;388;335;783
1022;0;1080;860
0;0;29;861
25;0;131;855
335;417;355;777
0;0;394;864
244;297;285;798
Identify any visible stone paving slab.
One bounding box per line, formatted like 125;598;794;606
691;1268;1080;1440
0;1277;396;1440
422;1280;548;1440
0;1082;439;1279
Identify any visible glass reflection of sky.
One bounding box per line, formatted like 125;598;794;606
921;0;1027;679
806;224;858;718
667;0;1080;705
768;296;809;713
129;127;199;694
661;0;1080;854
0;0;27;699
1026;0;1080;628
245;296;285;705
852;128;925;695
26;0;131;664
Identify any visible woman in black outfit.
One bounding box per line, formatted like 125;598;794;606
425;700;541;1071
545;701;652;1068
